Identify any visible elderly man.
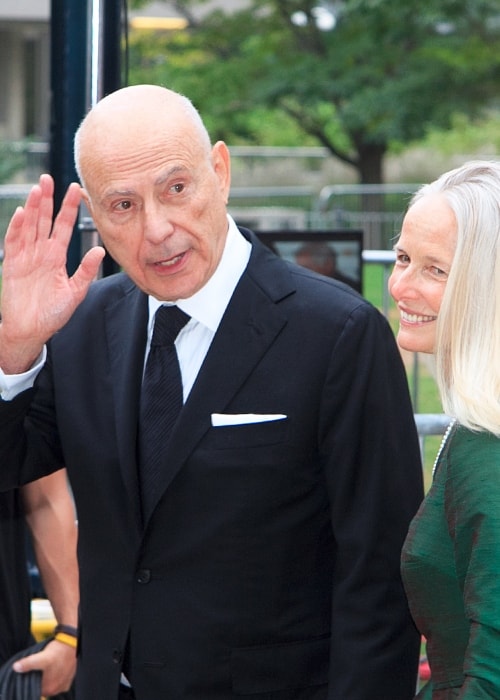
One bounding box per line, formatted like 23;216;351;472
0;85;423;700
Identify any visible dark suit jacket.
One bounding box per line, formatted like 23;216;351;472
0;229;423;700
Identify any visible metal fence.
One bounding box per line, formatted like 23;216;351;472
228;186;315;232
414;414;451;463
227;183;418;250
313;183;418;249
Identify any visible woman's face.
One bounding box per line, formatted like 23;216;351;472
388;193;457;354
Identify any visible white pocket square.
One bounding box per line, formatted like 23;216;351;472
211;413;287;427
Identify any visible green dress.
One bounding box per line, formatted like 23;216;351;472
401;424;500;699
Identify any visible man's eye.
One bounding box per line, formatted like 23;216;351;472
117;200;132;210
170;183;184;194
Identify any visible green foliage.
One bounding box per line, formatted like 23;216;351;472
420;112;500;156
127;0;500;182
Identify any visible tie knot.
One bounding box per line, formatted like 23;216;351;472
151;305;190;347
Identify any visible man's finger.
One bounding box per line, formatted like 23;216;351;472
49;182;83;245
35;174;56;241
16;184;43;247
70;246;106;301
12;650;44;673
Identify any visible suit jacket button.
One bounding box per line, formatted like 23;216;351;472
137;568;151;584
112;649;123;664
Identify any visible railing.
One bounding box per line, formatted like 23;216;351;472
414;414;451;463
314;183;418;249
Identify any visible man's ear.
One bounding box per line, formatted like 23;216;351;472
212;141;231;204
80;188;92;213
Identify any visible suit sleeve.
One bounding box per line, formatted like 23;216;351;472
320;304;423;700
0;355;63;489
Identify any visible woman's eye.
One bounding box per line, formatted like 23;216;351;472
396;253;410;264
170;183;185;194
430;266;447;277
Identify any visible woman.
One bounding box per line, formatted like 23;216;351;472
389;160;500;699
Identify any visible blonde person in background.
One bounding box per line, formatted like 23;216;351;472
389;160;500;699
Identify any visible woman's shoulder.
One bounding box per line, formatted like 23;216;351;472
451;425;500;453
446;425;500;479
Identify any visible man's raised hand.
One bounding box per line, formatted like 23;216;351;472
0;174;105;374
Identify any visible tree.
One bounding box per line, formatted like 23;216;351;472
129;0;500;183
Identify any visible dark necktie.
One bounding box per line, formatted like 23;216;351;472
138;305;190;520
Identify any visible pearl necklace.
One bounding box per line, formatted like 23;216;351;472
432;419;456;476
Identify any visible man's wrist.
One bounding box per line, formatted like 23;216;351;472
53;624;78;649
54;624;78;637
0;346;46;400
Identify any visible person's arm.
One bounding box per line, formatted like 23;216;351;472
322;304;423;700
13;470;79;697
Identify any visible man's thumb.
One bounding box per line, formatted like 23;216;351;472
12;655;38;673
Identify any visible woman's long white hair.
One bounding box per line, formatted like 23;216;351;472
411;161;500;435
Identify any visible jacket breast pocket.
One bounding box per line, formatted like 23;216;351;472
231;635;329;695
205;418;289;450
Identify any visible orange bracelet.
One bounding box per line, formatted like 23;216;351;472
54;632;78;649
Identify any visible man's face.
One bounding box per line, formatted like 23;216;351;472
83;136;231;301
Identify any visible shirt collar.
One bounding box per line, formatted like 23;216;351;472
147;215;251;332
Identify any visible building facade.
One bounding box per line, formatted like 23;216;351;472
0;0;50;140
0;0;247;142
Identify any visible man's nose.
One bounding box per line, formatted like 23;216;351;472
143;204;174;243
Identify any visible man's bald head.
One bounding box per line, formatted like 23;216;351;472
71;84;232;302
74;85;211;187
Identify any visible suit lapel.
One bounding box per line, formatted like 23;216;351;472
143;239;294;522
104;280;149;527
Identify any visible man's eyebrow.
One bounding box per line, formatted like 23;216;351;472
100;188;135;203
98;166;189;202
154;165;188;186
